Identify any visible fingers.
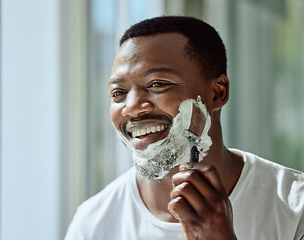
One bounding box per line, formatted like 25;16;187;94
168;163;237;239
168;196;196;222
176;163;227;197
169;181;207;217
168;163;229;220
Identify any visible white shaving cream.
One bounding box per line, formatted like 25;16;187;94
116;96;212;181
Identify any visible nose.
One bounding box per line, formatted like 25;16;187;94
122;90;154;118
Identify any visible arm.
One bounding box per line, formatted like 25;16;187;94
168;163;237;240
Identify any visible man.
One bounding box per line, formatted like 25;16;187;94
65;16;304;240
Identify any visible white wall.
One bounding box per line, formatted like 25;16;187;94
1;1;61;239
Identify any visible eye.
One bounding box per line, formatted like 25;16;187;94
110;89;127;102
146;81;175;93
149;82;166;88
147;81;174;89
112;91;124;97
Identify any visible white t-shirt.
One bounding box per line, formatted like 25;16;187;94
65;150;304;240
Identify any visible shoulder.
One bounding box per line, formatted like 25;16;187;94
65;167;136;239
79;167;135;216
233;149;304;204
231;149;304;238
241;149;304;182
232;148;304;179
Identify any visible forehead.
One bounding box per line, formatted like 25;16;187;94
111;33;190;74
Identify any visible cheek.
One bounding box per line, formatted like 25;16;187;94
153;94;183;118
110;104;122;130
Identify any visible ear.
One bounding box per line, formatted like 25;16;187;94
211;74;229;111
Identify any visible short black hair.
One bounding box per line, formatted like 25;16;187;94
120;16;227;80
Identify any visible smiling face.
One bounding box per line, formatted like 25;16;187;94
109;33;212;151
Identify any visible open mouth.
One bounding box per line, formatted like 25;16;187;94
123;115;173;149
130;124;169;138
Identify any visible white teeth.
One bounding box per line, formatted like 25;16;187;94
131;124;168;138
151;126;156;133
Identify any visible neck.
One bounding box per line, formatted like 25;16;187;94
136;171;178;222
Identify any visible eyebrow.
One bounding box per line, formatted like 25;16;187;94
108;67;180;85
108;77;125;85
142;67;180;77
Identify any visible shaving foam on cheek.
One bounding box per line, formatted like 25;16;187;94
114;96;212;181
180;99;193;130
180;96;212;158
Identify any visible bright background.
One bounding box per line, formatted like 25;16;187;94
1;0;304;239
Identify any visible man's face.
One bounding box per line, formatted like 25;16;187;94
109;33;212;151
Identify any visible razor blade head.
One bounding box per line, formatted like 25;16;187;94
183;130;201;145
